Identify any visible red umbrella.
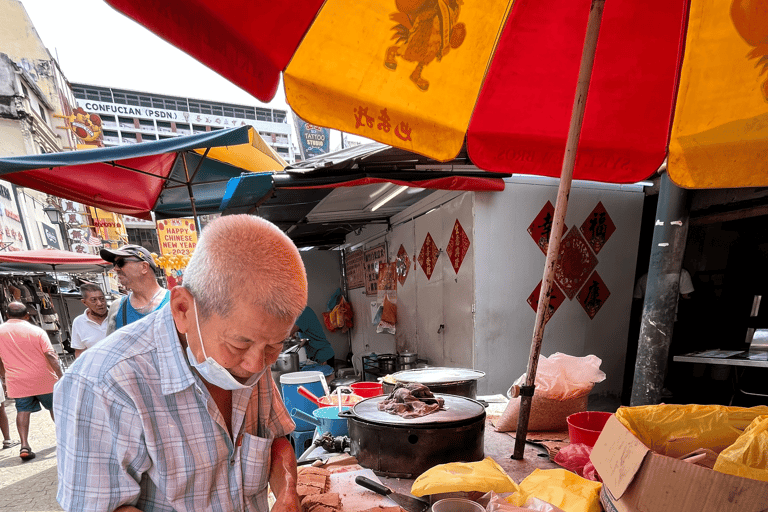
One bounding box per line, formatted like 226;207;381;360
103;0;768;456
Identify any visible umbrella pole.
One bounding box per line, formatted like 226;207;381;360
180;153;201;233
512;0;606;460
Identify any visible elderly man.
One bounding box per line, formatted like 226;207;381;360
55;215;307;512
0;302;62;461
70;283;109;358
100;245;170;334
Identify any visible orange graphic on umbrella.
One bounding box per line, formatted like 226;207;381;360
385;0;466;91
732;0;768;100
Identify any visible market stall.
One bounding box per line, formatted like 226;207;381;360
0;250;111;366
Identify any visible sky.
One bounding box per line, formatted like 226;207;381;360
19;0;359;149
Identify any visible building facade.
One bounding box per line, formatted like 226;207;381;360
0;0;93;253
71;83;296;162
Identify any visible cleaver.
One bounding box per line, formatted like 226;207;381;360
355;476;430;512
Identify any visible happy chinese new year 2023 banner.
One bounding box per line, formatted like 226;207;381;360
155;219;197;287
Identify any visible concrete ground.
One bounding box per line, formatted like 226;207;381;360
0;398;62;512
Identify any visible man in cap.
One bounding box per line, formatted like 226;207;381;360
100;245;170;335
70;283;109;358
55;215;307;512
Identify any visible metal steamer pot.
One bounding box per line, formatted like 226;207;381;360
397;351;418;370
272;351;299;374
382;367;486;399
377;354;397;373
340;394;485;478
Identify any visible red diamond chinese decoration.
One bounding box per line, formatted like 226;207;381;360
578;271;610;319
527;281;566;324
555;227;598;300
396;244;410;285
580;202;616;254
528;201;567;255
417;233;439;280
446;219;470;274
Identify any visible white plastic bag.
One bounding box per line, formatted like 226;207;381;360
511;353;606;400
494;354;606;432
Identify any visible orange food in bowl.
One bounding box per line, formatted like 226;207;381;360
318;394;363;407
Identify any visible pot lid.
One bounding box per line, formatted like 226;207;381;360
347;394;485;426
391;367;486;384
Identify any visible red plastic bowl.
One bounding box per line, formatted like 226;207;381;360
567;411;613;447
351;382;383;398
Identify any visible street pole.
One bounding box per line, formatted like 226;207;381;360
630;171;689;405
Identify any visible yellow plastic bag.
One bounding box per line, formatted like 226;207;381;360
615;404;768;458
411;457;521;497
506;469;601;512
713;414;768;482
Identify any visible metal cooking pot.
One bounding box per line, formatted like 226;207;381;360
340;394;485;478
378;354;397;373
272;352;300;374
382;367;486;399
397;352;418;370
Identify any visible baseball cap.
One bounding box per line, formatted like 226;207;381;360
100;245;157;270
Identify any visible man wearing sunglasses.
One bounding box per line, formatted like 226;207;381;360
55;215;307;512
99;245;170;335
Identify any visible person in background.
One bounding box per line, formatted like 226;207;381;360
292;306;335;367
70;283;108;358
0;378;19;449
55;215;307;512
0;302;62;461
100;245;170;335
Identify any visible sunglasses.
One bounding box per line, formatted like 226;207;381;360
114;257;143;268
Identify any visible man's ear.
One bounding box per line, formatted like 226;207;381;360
170;286;194;334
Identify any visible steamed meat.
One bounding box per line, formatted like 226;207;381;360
377;383;445;418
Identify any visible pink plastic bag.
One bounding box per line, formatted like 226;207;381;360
553;443;601;481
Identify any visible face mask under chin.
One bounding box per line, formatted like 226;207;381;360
185;299;266;390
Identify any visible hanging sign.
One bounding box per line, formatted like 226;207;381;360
156;218;198;287
446;219;470;274
578;271;610;319
580;201;616;254
42;224;59;249
396;244;410;285
527;280;566;324
364;244;387;296
345;249;365;289
293;112;330;160
417;232;439;280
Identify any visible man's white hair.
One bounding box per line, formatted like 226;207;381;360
183;215;307;321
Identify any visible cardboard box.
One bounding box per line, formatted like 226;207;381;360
590;415;768;512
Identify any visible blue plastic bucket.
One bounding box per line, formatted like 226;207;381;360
291;406;351;437
280;371;327;431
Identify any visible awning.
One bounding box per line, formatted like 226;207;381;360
0;249;111;273
220;142;510;247
0;126;285;220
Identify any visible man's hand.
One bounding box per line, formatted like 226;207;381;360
45;352;63;379
270;436;301;512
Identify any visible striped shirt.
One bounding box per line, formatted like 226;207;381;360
54;304;295;512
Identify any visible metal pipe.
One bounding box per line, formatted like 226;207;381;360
512;0;606;460
630;172;689;406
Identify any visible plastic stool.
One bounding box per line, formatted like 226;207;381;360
289;430;315;458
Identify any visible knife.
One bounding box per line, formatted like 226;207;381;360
355;475;430;512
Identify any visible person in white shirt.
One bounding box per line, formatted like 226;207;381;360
70;283;108;358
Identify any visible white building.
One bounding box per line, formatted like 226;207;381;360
71;83;296;163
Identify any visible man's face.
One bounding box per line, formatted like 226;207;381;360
113;256;146;289
82;290;107;317
179;293;294;383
